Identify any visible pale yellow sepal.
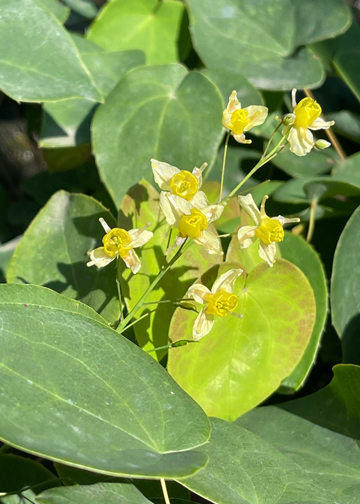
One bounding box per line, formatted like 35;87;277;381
186;268;243;340
160;193;224;256
238;194;300;267
222;90;268;144
283;89;335;156
87;218;153;274
151;159;209;209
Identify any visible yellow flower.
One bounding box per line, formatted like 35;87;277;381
222;90;268;144
238;194;299;267
186;268;243;340
283;89;335;156
87;218;153;274
151;159;209;209
160;193;224;255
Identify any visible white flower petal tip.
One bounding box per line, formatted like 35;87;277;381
222;91;268;144
238;193;299;266
186;268;242;339
87;220;153;272
283;91;334;157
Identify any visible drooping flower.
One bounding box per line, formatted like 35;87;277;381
237;194;300;267
160;193;224;255
282;89;335;156
222;90;268;144
151;159;209;209
87;218;153;274
186;268;243;340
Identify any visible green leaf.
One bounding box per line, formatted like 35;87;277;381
7;191;120;323
168;260;316;420
0;454;60;494
329;110;360;144
0;284;210;478
92;65;224;207
87;0;184;64
0;490;36;504
334;49;360;102
63;0;98;19
279;232;328;391
237;365;360;504
0;0;102;102
331;205;360;364
0;236;21;283
40;50;145;147
272;146;339;177
37;482;152;504
119;180;221;359
39;0;70;23
179;417;332;504
332;151;360;186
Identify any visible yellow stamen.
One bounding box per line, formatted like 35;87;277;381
255;216;284;245
205;291;238;317
103;228;132;258
294;97;321;129
179;209;207;238
230;109;250;135
170;170;199;200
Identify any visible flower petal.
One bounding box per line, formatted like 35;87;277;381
212;268;243;294
151;159;179;190
99;217;111;234
202;203;225;224
193;307;214;340
159;192;192;226
165;234;186;256
237;225;257;249
129;224;153;248
191;190;209;210
233;132;251;144
273;215;300;226
287;127;314;156
258;241;276;267
86;247;114;268
122;248;141;274
238;194;261;225
243;105;268;130
187;283;211;304
195;229;223;255
291;88;297;109
192;162;207;187
308;117;335;131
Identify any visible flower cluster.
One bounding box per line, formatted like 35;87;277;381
86;89;334;340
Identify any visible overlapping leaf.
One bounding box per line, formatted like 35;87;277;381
0;284;210;478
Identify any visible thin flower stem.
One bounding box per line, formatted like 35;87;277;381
116;258;123;321
166;226;173;252
219;130;231;202
307;201;317;243
116;241;188;332
225;135;287;201
304;88;346;160
262;122;282;158
160;479;171;504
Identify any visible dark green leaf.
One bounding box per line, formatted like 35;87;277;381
334;49;360;102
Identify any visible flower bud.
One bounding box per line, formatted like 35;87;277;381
315;139;331;150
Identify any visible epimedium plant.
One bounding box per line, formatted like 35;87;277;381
0;1;360;504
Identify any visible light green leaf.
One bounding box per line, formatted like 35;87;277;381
7;191;120;323
331;205;360;364
334;49;360;102
37;482;152;504
179;417;332;504
279;232;328;391
237;365;360;504
119;180;221;359
0;0;102;102
272;146;339;177
87;0;184;64
332;151;360;186
0;236;21;283
92;65;224;207
0;490;36;504
63;0;98;19
328;110;360;144
39;0;70;23
168;260;316;420
0;284;210;478
0;454;60;494
40;50;145;147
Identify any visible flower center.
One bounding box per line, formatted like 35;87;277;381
170;170;199;200
102;228;132;258
294;97;321;129
255;216;284;245
205;291;238;317
179;209;208;238
230;109;250;135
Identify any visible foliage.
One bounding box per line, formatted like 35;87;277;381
0;1;359;504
